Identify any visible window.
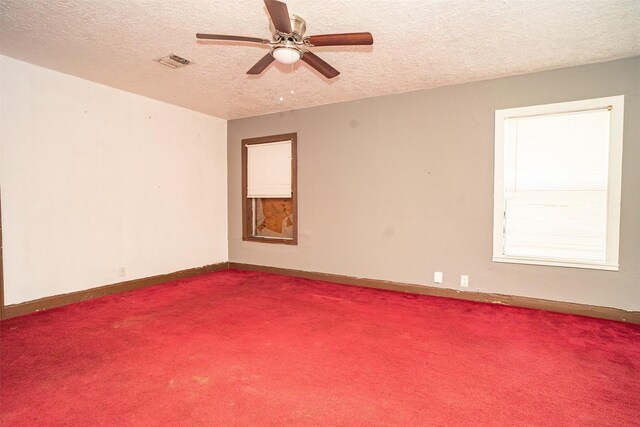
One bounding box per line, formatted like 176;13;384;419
493;96;624;270
242;133;297;244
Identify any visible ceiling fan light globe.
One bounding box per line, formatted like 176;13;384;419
272;47;301;64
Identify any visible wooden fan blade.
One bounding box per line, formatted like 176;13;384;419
264;0;292;34
306;32;374;47
247;53;276;75
301;51;339;79
196;34;270;44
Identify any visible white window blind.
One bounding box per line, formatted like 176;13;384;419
247;140;292;198
493;96;624;270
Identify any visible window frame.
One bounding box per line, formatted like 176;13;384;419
241;132;298;245
492;96;624;271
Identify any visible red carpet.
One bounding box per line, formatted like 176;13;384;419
1;269;639;426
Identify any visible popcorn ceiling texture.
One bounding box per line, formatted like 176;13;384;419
1;0;639;120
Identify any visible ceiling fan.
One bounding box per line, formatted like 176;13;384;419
196;0;373;79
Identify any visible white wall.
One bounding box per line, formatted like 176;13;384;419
0;55;228;305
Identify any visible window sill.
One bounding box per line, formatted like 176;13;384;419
492;256;619;271
243;236;298;245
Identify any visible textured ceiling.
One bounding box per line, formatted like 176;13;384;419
1;0;639;120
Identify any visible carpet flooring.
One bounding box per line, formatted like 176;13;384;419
1;269;639;426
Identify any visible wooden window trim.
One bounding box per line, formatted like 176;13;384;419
242;133;298;245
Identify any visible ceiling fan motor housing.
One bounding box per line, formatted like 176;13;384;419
269;14;306;42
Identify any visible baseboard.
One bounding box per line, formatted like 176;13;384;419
2;262;229;319
5;261;638;324
228;262;640;324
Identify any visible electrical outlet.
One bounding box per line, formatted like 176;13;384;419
460;275;469;288
119;267;127;277
434;272;443;283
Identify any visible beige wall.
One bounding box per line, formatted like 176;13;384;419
228;56;640;311
1;56;228;304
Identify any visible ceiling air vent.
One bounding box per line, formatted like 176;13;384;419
155;54;191;69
